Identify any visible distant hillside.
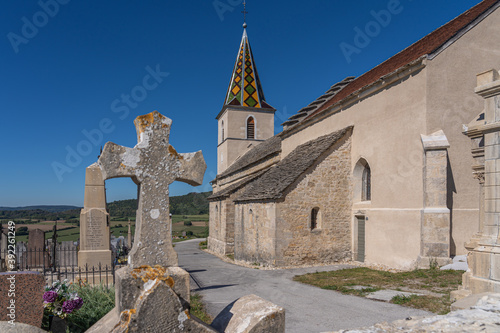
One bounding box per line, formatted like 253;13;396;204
0;205;80;212
107;192;211;217
0;192;211;221
0;208;81;222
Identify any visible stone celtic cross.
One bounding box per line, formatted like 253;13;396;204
98;111;206;268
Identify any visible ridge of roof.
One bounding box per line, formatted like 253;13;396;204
281;77;355;129
235;126;352;202
301;0;499;123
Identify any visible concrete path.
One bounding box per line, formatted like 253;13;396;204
176;239;431;333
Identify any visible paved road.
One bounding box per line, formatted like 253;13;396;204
176;239;431;333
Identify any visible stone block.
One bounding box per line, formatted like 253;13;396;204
78;250;112;270
211;294;285;333
476;69;499;88
490;251;500;281
469;250;491;280
451;292;493;310
466;274;500;294
0;272;44;328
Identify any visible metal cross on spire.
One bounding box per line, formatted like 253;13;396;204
242;0;248;28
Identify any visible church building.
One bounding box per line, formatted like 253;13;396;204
208;0;500;269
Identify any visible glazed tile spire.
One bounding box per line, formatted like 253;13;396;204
224;26;269;108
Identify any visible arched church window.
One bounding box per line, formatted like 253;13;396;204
362;165;371;201
247;117;255;139
221;121;224;141
311;207;320;230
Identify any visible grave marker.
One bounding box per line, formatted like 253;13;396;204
98;111;206;268
78;163;112;270
27;229;49;268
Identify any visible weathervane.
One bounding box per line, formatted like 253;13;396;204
242;0;248;28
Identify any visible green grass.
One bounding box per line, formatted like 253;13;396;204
16;225;80;243
14;215;208;244
190;293;212;324
294;267;463;314
199;241;207;250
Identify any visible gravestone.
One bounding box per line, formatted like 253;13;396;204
0;271;45;327
0;226;7;272
127;219;132;249
57;241;77;267
15;242;27;270
27;229;49;268
78;163;112;270
97;111;206;268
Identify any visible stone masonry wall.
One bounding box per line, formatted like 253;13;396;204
208;200;224;255
234;201;277;265
275;135;352;266
208;195;236;256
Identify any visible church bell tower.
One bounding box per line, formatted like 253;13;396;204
216;23;275;174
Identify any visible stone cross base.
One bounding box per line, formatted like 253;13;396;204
87;266;286;333
87;266;217;332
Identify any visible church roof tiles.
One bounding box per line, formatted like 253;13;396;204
281;77;355;128
223;28;272;109
234;126;352;202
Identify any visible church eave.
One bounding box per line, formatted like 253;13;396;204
280;57;426;138
216;104;276;120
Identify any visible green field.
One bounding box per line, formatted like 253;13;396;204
13;215;208;244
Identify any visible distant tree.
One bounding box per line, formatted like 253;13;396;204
17;226;29;235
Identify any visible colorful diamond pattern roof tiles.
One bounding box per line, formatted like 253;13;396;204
224;28;268;108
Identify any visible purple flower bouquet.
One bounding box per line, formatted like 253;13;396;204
43;280;84;319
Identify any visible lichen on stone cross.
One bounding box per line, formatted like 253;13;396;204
97;111;206;268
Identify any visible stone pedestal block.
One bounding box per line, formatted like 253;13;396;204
114;266;191;312
78;250;112;270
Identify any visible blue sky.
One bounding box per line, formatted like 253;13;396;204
0;0;483;207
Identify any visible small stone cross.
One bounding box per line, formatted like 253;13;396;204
98;111;206;267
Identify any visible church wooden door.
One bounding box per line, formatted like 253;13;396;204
357;216;365;262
